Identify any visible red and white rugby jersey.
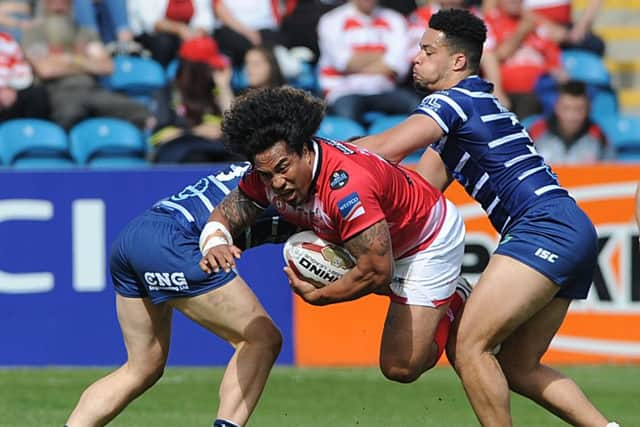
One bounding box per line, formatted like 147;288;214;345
239;138;446;259
524;0;571;25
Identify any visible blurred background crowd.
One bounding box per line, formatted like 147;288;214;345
0;0;638;167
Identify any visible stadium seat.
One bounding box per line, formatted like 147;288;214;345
590;89;618;121
367;115;405;135
316;116;366;141
562;50;611;87
165;58;179;82
596;114;640;155
0;119;74;168
289;62;319;93
69;117;147;166
102;55;166;97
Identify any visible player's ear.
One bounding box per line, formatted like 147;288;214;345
452;52;467;72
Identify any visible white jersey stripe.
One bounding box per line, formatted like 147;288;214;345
451;86;496;99
535;185;562;196
209;175;231;195
421;109;449;133
160;200;195;222
486;196;500;215
505;152;539;167
481;112;517;122
518;165;546;180
471;173;489;198
429;94;468;121
489;131;528;148
454;152;470;173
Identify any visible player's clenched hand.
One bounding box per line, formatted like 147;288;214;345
199;244;242;274
284;265;326;305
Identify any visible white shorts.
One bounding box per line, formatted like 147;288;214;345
389;199;465;307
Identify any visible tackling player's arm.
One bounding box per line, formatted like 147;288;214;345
285;220;394;306
355;115;452;191
199;188;264;274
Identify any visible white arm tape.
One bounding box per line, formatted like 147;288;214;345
199;221;234;254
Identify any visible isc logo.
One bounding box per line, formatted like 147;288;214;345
534;248;558;263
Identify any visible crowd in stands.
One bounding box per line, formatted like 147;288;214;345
0;0;635;167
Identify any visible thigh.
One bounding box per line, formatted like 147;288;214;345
457;254;560;350
169;275;277;345
497;297;570;372
380;301;447;362
116;294;173;366
90;90;148;127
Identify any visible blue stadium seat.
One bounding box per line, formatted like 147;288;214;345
316;116;366;141
596;114;640;155
0;119;74;168
289;62;319;93
367;115;405;135
69;117;147;166
561;50;611;87
165;58;179;82
102;55;166;96
590;89;618;121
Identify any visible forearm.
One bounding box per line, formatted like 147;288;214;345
310;264;390;305
210;188;263;237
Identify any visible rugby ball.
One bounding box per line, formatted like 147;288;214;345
283;230;355;288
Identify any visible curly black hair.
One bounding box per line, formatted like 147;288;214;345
221;86;326;162
429;8;487;74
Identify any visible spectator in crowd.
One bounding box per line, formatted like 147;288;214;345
0;30;48;120
484;0;605;55
280;0;335;64
21;0;150;130
317;0;418;125
0;0;35;41
74;0;131;44
484;0;568;118
407;0;510;108
150;35;240;163
212;0;288;67
127;0;214;67
635;179;640;237
243;45;284;91
528;80;613;164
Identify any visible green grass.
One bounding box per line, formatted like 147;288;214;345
0;365;636;426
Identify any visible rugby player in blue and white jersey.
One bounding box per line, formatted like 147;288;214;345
65;162;296;427
358;8;620;427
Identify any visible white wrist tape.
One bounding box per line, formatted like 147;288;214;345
199;221;233;254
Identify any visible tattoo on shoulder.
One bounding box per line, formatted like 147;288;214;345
219;188;263;232
345;220;391;258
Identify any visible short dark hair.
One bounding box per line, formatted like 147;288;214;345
559;80;588;97
221;86;326;162
429;8;487;74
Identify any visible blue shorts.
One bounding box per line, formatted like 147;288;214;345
110;210;236;304
495;197;597;299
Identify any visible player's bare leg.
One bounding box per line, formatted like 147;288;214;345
379;301;449;383
497;297;610;426
170;276;282;426
66;295;173;427
452;255;561;427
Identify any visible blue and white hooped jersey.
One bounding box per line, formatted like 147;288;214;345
153;162;251;233
415;76;569;234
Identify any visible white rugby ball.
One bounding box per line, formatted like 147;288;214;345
283;230;355;288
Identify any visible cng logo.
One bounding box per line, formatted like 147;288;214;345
535;248;558;263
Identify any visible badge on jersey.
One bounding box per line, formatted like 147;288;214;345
337;192;365;222
330;170;349;190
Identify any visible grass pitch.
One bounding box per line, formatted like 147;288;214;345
1;365;636;426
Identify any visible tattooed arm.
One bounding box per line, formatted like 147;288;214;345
285;220;394;305
199;188;264;274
